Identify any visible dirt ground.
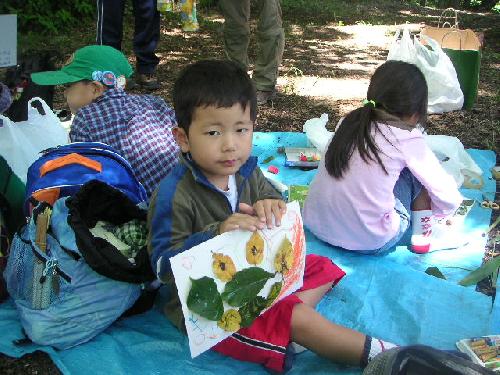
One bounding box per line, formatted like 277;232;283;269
0;1;499;373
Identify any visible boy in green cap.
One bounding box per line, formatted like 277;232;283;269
32;45;179;197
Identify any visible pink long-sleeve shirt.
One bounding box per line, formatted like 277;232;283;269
303;123;462;251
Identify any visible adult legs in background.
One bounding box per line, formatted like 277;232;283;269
219;0;284;103
131;0;160;75
254;0;284;95
96;0;126;51
96;0;160;89
219;0;251;71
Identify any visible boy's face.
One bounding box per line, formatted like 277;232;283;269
64;81;103;114
175;103;254;190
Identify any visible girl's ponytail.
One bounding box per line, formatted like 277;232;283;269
325;101;384;178
324;61;428;179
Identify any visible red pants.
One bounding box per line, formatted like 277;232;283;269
213;254;346;372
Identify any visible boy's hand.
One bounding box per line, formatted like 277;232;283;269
252;199;287;229
219;213;265;234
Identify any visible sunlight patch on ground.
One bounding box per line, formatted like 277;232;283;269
332;24;421;49
334;61;378;72
279;24;426;101
277;75;369;100
204;16;224;23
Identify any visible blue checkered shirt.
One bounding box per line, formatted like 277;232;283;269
70;89;180;196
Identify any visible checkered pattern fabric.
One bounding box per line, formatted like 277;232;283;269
0;83;12;114
113;219;148;249
69;89;179;196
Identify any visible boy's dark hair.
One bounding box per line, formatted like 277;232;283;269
173;60;257;132
325;60;428;178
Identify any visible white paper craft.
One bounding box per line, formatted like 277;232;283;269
170;201;306;358
0;15;17;67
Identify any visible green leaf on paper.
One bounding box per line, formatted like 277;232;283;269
239;296;268;328
262;155;275;164
221;267;275;307
187;276;223;321
266;281;283;307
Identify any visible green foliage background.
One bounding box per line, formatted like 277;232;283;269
1;0;498;35
0;0;219;34
0;0;94;33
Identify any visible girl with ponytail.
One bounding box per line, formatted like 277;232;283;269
304;61;463;254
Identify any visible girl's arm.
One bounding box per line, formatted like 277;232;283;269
403;135;462;216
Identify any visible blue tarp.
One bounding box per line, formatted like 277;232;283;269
0;132;497;374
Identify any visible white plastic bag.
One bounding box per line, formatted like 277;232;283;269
414;35;464;113
425;134;482;189
303;113;333;154
387;27;416;62
0;97;68;183
387;28;464;114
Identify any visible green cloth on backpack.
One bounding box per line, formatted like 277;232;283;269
90;219;147;260
444;48;481;110
114;219;148;249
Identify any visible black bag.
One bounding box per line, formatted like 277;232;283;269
66;180;157;316
66;180;155;284
0;193;11;303
363;345;494;375
4;52;56;122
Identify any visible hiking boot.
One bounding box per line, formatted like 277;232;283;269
135;72;160;90
126;76;139;90
256;89;276;105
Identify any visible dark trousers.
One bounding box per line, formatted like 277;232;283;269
96;0;160;74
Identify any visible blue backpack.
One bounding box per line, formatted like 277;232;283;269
25;142;148;214
4;180;155;349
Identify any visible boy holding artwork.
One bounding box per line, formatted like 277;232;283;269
147;60;397;372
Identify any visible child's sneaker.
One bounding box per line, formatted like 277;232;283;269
410;210;433;254
411;211;469;254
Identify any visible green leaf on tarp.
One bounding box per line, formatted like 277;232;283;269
222;267;275;307
266;281;282;307
239;296;268;328
262;156;275;164
187;276;223;321
491;267;498;289
425;266;446;280
459;256;500;287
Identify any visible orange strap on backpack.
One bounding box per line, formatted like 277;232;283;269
39;153;102;177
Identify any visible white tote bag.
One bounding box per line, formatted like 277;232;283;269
0;97;69;183
387;28;464;114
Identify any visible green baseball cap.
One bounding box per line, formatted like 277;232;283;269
31;45;133;86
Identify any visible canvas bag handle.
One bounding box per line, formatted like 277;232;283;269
440;29;463;50
437;8;459;29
